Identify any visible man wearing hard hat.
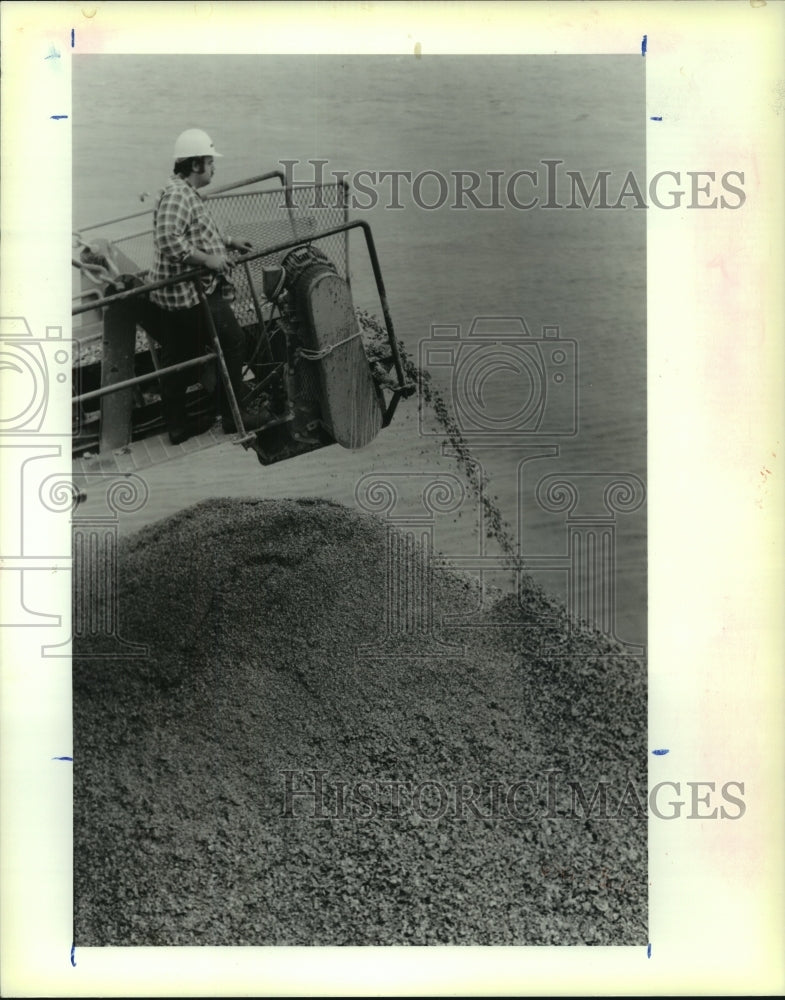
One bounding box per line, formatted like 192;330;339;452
149;129;268;443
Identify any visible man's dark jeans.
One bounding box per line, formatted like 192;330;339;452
138;291;246;430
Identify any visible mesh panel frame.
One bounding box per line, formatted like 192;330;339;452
111;183;350;326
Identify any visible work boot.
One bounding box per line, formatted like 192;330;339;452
161;394;189;445
168;423;191;446
168;411;217;445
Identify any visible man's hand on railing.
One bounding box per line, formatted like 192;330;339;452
185;248;229;273
202;252;230;272
227;236;254;253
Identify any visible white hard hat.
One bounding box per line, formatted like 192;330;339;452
173;128;223;160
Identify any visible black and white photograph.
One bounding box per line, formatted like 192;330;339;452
69;49;649;947
1;2;783;996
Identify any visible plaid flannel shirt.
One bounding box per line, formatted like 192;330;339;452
150;177;227;310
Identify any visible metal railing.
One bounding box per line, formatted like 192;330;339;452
73;351;216;406
75;181;352;327
73;169;293;236
72;218;412;428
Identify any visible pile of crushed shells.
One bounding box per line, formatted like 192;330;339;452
74;498;647;946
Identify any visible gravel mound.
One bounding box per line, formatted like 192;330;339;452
74;498;646;946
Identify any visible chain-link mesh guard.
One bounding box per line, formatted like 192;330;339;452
110;183;349;328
